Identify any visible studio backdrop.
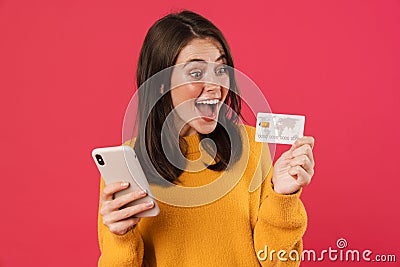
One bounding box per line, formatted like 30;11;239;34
0;0;399;266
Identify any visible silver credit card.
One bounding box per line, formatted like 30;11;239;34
255;112;305;145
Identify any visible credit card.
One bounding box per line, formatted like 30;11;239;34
255;112;305;144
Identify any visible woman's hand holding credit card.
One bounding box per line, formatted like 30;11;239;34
256;112;315;195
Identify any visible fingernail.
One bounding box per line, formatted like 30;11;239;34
121;181;129;187
140;190;147;196
146;201;154;207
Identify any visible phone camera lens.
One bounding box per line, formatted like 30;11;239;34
95;154;105;166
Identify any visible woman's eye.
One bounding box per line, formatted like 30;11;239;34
189;70;203;79
216;67;227;75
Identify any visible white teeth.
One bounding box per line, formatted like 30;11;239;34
196;99;219;105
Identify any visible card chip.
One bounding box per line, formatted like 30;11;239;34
260;121;270;128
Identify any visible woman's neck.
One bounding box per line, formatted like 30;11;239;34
179;123;198;137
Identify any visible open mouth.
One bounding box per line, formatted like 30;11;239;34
194;98;220;122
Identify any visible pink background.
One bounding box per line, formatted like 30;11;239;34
1;0;399;266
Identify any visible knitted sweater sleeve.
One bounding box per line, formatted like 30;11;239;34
97;177;146;267
253;141;308;267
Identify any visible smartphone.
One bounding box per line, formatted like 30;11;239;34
92;145;160;217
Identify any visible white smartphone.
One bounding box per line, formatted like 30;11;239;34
92;145;160;217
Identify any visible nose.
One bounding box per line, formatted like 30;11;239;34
203;83;221;93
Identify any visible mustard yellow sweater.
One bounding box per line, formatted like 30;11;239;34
97;125;307;266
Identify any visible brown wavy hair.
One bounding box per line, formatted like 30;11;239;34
133;10;243;183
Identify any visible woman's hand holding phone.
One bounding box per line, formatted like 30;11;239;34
100;181;155;235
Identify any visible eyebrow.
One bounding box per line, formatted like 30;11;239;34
183;54;226;68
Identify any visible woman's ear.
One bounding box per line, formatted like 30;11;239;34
160;84;164;94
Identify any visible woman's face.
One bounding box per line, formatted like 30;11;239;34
170;38;229;136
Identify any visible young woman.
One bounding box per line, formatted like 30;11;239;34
97;10;315;267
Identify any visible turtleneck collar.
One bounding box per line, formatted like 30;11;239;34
181;133;201;154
